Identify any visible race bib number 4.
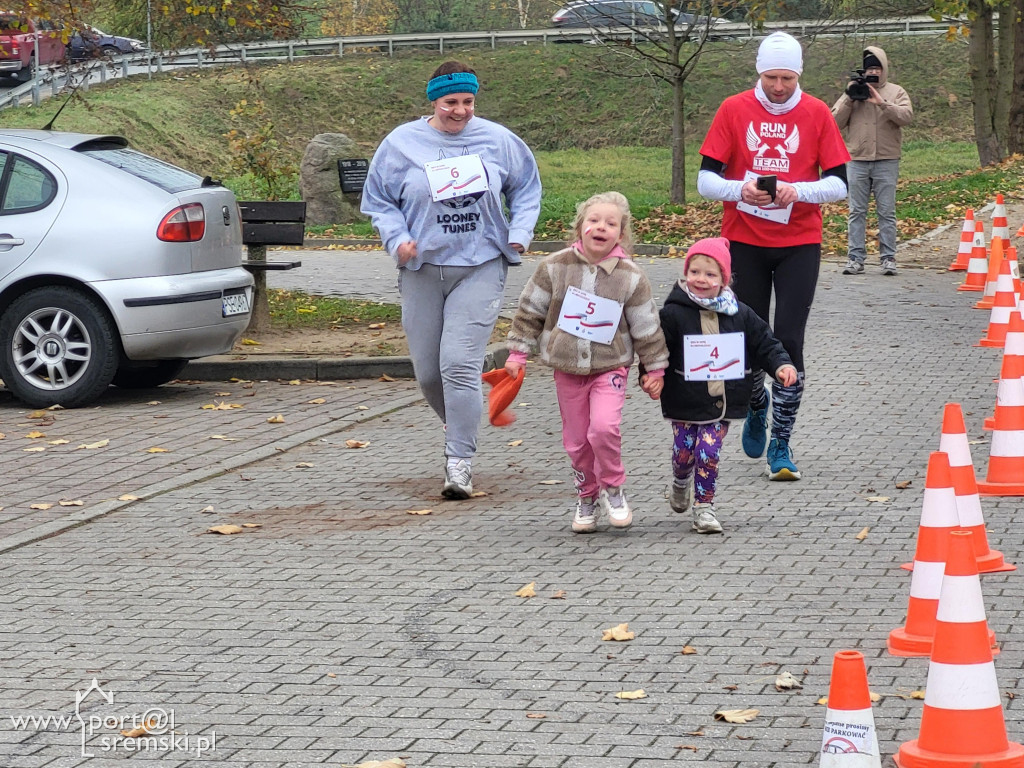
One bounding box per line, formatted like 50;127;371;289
424;155;488;203
556;286;623;346
683;332;745;381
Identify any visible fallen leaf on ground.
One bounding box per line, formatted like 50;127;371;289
23;446;45;452
681;646;698;655
911;690;926;699
209;435;240;441
870;691;881;702
855;527;870;541
356;405;369;410
538;479;563;485
407;509;432;516
601;623;635;641
379;374;397;381
120;717;160;738
208;525;244;535
24;430;45;439
714;708;759;723
683;731;705;737
368;322;386;329
347;759;406;768
118;494;139;501
48;439;70;445
469;491;488;497
287;379;301;385
76;440;109;450
723;685;739;691
775;672;802;690
29;503;53;510
895;480;912;489
615;689;647;700
818;696;829;705
240;338;261;345
526;713;546;719
676;745;698;752
866;496;890;503
550;590;567;599
267;414;285;423
201;506;214;513
201;401;243;410
27;410;47;419
508;439;524;447
296;462;315;468
514;582;536;598
214;392;231;397
146;400;160;405
308;398;326;404
58;500;84;507
345;439;369;448
241;523;262;528
145;447;169;453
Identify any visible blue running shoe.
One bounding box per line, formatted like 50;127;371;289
766;438;801;481
741;393;770;458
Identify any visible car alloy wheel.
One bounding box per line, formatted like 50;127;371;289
0;286;119;408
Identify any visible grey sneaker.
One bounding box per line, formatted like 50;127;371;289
881;257;898;276
692;502;723;534
600;486;632;528
842;259;865;275
442;458;473;499
668;479;693;513
572;496;598;533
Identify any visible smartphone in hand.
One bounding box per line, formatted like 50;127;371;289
755;174;777;202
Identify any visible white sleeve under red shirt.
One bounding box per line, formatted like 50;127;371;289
699;89;850;248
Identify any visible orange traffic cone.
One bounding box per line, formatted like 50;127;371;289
819;650;881;766
977;257;1017;347
948;209;974;271
940;403;1016;573
991;193;1010;245
889;452;961;657
1016;220;1024;237
958;221;988;292
977;374;1024;496
975;236;1006;309
985;310;1024;428
893;531;1023;768
481;367;524;427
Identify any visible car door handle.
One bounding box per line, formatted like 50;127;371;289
0;235;25;246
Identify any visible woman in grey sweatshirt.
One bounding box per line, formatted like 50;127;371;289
361;60;542;500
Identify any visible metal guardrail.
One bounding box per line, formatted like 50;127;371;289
0;15;957;111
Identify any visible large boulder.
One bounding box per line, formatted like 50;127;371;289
299;133;368;226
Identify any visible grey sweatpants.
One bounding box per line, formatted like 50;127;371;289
399;258;508;459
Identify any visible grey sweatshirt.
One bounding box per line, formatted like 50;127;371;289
360;115;542;270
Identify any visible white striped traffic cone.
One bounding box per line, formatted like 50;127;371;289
820;650;881;767
949;209;974;271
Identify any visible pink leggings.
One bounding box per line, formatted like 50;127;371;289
554;367;628;499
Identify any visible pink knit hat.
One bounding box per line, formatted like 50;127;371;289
685;237;732;285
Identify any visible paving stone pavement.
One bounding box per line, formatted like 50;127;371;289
1;259;1023;768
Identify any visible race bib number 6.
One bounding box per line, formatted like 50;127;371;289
424;155;488;203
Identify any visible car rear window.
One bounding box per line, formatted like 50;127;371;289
79;146;202;194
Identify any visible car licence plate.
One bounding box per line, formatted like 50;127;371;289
222;290;250;317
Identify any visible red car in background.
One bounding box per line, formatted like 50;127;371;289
0;13;66;82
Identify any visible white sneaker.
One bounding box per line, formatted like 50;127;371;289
691;502;723;534
572;496;598;533
442;458;473;499
600;486;632;528
667;479;693;513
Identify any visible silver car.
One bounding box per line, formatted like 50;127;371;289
0;130;254;408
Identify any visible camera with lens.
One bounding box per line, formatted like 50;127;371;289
846;69;880;101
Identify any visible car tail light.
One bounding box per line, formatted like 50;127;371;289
157;203;206;242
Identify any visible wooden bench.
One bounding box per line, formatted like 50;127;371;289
238;200;307;271
237;200;306;333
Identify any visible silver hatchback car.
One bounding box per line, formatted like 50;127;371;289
0;130;254;408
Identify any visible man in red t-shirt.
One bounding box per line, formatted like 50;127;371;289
697;31;850;482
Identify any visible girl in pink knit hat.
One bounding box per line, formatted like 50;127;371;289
649;237;797;533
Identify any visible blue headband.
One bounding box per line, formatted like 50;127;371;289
426;72;479;101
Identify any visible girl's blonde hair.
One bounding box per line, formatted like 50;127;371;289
572;191;634;254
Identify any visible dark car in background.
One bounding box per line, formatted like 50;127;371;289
67;26;146;61
551;0;724;32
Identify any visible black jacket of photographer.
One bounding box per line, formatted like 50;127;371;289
649;283;793;424
831;46;913;161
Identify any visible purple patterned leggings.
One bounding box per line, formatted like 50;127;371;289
671;421;730;504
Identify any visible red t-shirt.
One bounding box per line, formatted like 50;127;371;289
700;89;850;247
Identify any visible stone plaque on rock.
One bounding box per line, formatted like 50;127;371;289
299;133;369;227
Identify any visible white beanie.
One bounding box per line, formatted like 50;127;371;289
756;32;803;74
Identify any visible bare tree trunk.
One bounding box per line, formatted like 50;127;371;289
671;74;686;205
995;0;1013;136
1007;0;1024;153
968;0;1005;164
